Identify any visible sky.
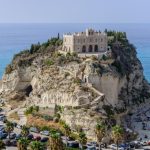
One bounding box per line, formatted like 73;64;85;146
0;0;150;23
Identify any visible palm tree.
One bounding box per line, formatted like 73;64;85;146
95;123;106;150
63;124;71;147
30;141;46;150
21;125;29;138
78;132;87;149
0;140;5;150
17;138;29;150
49;133;64;150
111;125;124;150
5;121;14;139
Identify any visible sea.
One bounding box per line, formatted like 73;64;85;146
0;23;150;82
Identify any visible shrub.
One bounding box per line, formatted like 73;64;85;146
44;59;54;66
101;54;107;61
111;60;123;74
73;78;81;85
42;115;53;121
102;105;114;117
24;106;39;115
5;64;13;74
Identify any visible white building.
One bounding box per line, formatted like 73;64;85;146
62;28;108;54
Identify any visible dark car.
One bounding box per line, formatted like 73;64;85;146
27;134;34;140
2;132;8;139
12;122;17;127
9;133;16;139
3;139;11;146
15;134;22;140
33;136;41;141
0;131;8;139
11;139;17;146
41;137;49;142
67;141;79;148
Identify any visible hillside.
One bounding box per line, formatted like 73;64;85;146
0;31;150;138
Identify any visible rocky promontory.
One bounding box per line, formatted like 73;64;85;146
0;31;150;139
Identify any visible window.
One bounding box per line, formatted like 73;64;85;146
82;45;86;52
88;45;93;52
94;45;98;52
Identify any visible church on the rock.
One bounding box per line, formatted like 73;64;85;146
62;28;108;54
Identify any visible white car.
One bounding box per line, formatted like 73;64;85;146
108;144;124;150
40;130;49;136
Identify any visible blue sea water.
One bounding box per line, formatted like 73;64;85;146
0;23;150;82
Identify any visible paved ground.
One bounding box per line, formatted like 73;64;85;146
5;147;17;150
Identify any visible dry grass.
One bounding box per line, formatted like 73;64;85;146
8;111;20;120
7;99;24;109
27;115;63;130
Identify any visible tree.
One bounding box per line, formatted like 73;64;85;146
34;106;39;112
49;133;64;150
57;33;60;39
95;123;106;150
111;125;124;150
30;141;46;150
0;140;5;149
21;125;29;138
5;121;14;139
63;124;71;147
78;132;87;149
17;138;29;150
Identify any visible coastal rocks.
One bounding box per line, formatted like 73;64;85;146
61;108;107;139
0;66;34;97
0;35;150;139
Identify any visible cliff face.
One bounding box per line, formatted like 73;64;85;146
0;35;150;138
0;37;150;109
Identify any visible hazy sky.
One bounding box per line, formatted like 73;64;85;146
0;0;149;23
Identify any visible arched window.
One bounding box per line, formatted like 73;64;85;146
94;45;98;52
88;45;93;52
82;45;86;52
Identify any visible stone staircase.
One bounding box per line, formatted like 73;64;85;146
87;83;105;106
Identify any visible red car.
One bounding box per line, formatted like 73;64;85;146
33;136;41;141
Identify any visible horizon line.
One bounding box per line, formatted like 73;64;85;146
0;22;150;24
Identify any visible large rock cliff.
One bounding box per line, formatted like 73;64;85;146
0;33;150;138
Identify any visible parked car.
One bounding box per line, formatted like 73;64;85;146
0;108;3;112
0;115;6;122
16;124;22;129
108;144;124;150
33;136;41;141
9;133;16;139
67;141;79;148
41;137;49;143
30;127;39;133
15;134;22;140
0;131;8;139
12;122;17;127
0;125;5;131
141;141;148;146
11;139;17;146
27;134;34;140
86;143;96;150
40;130;50;136
3;139;11;146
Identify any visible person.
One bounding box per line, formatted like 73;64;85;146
145;135;148;138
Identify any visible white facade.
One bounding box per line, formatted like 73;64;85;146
62;29;108;54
